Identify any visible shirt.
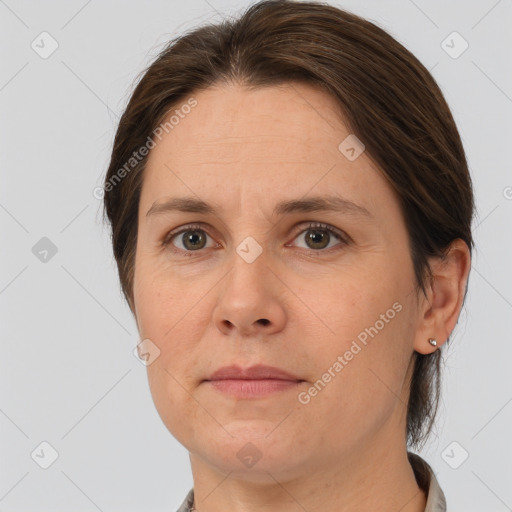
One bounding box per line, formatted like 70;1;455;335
176;451;447;512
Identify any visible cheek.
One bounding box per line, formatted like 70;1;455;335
134;265;208;445
294;263;415;425
145;358;204;449
134;273;195;370
133;250;183;337
133;252;213;379
297;262;405;348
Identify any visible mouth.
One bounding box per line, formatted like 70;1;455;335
203;364;305;398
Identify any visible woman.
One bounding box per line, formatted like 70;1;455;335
102;1;473;510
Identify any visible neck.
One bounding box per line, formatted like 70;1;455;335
188;426;426;512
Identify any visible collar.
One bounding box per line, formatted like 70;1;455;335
408;451;447;511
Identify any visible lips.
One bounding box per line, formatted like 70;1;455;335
205;364;303;382
203;364;304;399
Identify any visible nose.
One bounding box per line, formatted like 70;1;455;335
212;248;287;338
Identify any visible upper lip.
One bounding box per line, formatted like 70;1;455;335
205;364;303;381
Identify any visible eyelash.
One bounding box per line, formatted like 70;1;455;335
161;222;349;257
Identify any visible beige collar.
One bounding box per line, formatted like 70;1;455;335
408;451;447;511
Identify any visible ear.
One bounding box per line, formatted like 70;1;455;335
413;239;471;355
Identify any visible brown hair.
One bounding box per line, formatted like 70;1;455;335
102;0;474;449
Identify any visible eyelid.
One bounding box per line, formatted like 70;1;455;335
288;221;350;245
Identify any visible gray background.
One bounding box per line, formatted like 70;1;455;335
1;0;511;510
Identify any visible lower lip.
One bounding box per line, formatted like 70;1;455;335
206;379;302;398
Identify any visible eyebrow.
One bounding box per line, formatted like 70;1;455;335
146;195;373;220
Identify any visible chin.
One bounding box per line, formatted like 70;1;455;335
190;425;312;482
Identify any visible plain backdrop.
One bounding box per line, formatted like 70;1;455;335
1;0;511;510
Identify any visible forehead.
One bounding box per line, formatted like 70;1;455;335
139;82;392;218
153;82;346;161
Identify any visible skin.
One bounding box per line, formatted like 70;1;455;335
133;82;471;512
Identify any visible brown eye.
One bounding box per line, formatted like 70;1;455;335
179;230;208;251
304;228;331;250
289;222;348;252
163;224;216;254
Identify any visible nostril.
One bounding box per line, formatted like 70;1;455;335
258;319;270;326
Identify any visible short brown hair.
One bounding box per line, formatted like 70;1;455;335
102;0;474;449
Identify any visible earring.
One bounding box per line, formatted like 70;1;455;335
428;338;437;347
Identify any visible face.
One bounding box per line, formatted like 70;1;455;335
133;82;423;481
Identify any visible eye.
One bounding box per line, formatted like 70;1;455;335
162;223;218;255
287;222;348;252
162;221;349;257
